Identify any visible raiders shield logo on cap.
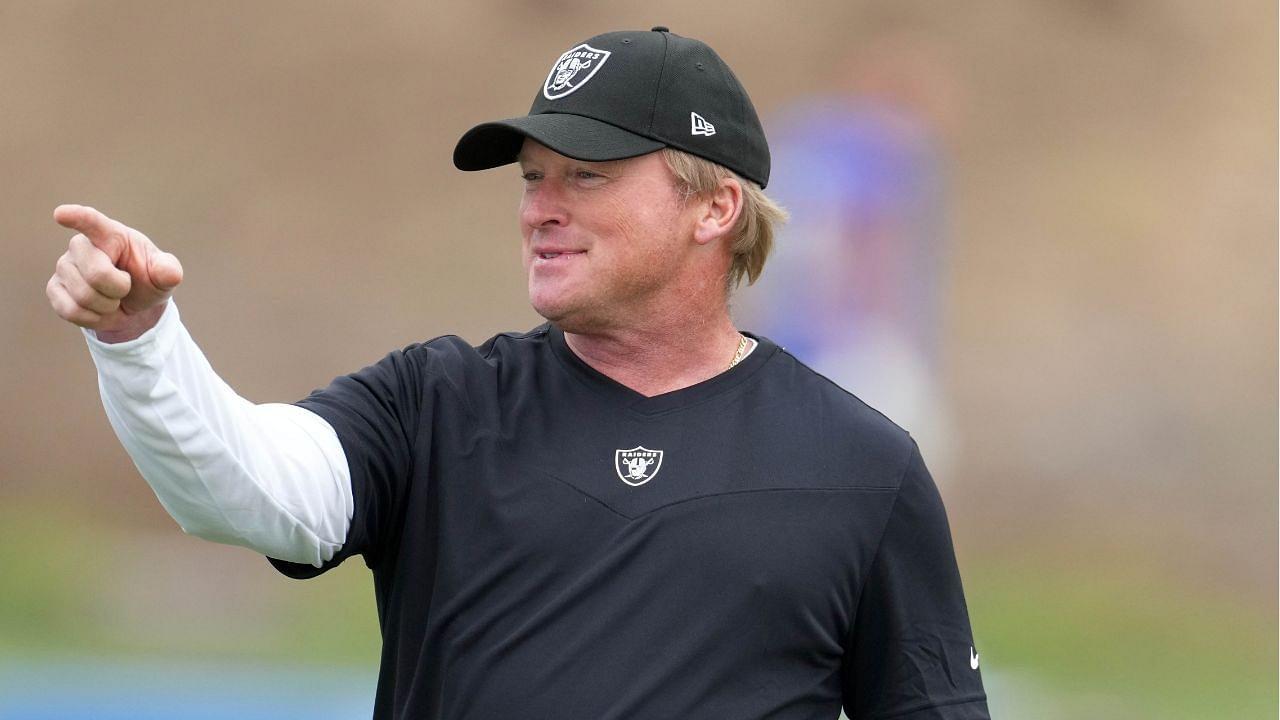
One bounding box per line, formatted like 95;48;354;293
543;43;611;100
615;446;663;486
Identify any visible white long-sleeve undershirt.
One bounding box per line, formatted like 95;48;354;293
83;301;353;567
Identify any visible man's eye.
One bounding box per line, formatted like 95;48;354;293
521;171;542;182
576;170;602;180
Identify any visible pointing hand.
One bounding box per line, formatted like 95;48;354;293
47;205;184;343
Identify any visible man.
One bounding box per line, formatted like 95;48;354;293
47;28;989;720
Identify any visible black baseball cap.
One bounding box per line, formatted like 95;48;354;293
453;27;771;188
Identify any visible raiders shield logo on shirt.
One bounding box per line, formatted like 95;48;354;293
543;43;611;100
615;446;663;486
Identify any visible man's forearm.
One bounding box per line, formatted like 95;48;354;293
84;301;354;566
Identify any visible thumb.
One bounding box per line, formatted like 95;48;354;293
148;250;184;292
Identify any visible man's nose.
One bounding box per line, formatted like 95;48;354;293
520;182;568;229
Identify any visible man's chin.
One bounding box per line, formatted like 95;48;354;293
529;296;602;335
529;295;572;325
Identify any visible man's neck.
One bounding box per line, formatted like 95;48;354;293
562;312;744;398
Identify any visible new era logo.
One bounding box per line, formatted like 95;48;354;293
690;112;716;136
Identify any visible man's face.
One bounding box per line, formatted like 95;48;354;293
517;139;698;332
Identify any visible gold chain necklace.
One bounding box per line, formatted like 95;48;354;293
728;333;750;369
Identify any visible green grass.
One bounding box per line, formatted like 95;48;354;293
0;502;379;666
0;504;111;654
967;557;1277;719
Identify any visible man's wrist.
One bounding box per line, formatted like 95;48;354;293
83;301;180;359
92;302;170;344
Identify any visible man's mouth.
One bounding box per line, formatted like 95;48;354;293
536;251;584;260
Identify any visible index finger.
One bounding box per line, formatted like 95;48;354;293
53;204;126;259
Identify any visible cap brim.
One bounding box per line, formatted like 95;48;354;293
453;113;665;172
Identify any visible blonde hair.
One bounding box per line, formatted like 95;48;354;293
662;148;788;288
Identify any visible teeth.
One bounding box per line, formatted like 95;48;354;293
541;253;561;259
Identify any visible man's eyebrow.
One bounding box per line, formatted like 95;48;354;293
573;158;625;174
513;154;624;172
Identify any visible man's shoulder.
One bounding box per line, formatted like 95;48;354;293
753;340;917;486
758;341;911;436
390;324;552;368
472;324;554;361
322;326;552;404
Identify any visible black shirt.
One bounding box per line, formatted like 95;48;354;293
271;325;990;719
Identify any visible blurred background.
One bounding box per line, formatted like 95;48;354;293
1;1;1275;718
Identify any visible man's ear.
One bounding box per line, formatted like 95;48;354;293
692;176;744;246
